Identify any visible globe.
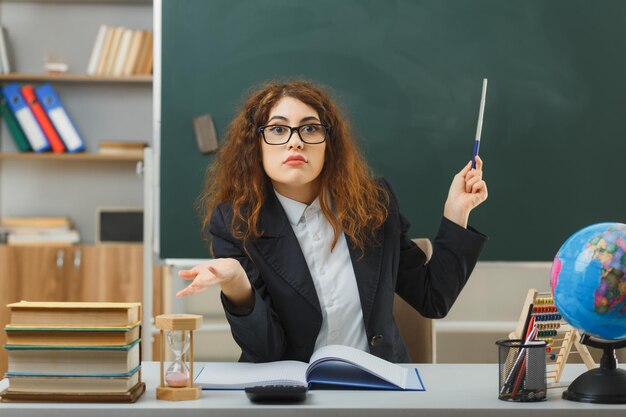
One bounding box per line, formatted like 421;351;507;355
550;222;626;341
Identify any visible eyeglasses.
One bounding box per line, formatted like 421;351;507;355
257;124;329;145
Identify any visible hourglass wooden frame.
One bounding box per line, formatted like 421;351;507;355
155;314;203;401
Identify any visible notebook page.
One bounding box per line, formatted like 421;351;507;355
308;345;408;388
194;361;307;389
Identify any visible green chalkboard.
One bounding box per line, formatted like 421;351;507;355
161;0;626;261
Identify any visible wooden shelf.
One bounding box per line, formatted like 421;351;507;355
0;74;152;83
0;152;144;162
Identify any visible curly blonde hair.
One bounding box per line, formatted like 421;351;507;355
197;81;389;254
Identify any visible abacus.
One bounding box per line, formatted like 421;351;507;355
510;288;595;386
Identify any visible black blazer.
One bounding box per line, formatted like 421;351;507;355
210;180;487;363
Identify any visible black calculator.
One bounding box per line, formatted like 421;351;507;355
244;385;308;403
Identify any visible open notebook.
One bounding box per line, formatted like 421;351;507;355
195;345;424;391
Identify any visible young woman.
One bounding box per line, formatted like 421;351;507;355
177;81;488;363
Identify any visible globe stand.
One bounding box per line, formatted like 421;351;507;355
562;334;626;404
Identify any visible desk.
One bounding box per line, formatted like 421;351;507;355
1;362;625;416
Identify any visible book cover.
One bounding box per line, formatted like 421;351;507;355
0;95;31;152
1;217;70;228
34;83;85;153
7;301;141;328
98;141;146;159
5;323;140;346
139;31;153;75
123;31;143;76
99;141;147;149
6;229;80;245
6;367;140;393
96;26;115;76
103;26;124;76
133;31;150;75
1;83;50;152
20;85;65;153
112;29;133;76
0;381;145;403
8;226;71;235
5;340;141;377
0;25;10;74
195;345;425;391
86;24;108;75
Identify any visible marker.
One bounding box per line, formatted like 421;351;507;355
472;78;488;169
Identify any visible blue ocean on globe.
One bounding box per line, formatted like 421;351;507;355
550;222;626;341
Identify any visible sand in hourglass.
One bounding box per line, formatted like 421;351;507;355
166;372;189;387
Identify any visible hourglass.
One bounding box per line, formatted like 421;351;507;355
155;314;202;401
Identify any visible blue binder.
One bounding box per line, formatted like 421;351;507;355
35;83;85;153
1;83;50;152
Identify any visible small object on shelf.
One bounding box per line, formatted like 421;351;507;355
98;140;146;159
96;207;143;243
1;216;71;229
155;314;202;401
44;55;69;74
6;229;79;246
1;216;78;246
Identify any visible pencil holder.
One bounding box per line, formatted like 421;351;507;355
496;339;547;402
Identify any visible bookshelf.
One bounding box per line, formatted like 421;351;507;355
0;0;156;372
0;0;153;242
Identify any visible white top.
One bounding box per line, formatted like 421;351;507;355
0;363;621;416
274;191;369;353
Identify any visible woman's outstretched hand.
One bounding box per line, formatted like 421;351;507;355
176;258;254;308
443;156;488;228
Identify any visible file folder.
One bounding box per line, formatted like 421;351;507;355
35;83;85;153
21;85;65;153
1;83;50;152
0;95;31;152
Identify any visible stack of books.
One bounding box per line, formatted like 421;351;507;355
0;301;145;403
86;25;153;77
0;83;85;154
0;217;80;246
